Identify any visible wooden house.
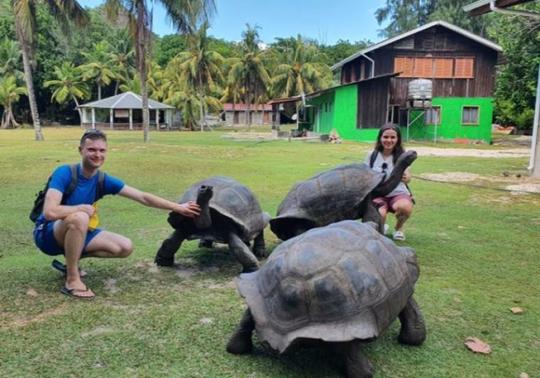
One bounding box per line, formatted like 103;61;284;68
297;20;502;143
222;103;272;126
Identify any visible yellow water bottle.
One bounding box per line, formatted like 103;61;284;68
88;203;100;231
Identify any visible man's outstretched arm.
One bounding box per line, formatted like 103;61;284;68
119;185;201;217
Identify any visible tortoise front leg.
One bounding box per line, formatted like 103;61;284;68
398;296;426;346
360;195;384;234
340;340;374;378
226;308;255;354
154;229;186;266
228;232;259;273
252;231;268;258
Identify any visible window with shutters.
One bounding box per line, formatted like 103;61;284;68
394;57;414;76
433;59;453;78
454;58;474;78
413;58;433;77
462;106;479;125
394;57;474;79
425;106;441;125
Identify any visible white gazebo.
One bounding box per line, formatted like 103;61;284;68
78;92;176;130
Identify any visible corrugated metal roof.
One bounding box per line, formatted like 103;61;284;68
78;92;175;109
331;20;502;71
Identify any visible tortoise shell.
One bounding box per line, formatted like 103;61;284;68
236;220;419;352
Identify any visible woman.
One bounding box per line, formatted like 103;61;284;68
365;123;413;241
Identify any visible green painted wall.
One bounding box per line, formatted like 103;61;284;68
305;89;493;144
406;97;493;143
305;84;380;142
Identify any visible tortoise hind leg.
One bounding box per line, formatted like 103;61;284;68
226;309;255;354
252;231;268;258
228;232;259;273
154;229;186;266
398;296;426;346
341;340;374;378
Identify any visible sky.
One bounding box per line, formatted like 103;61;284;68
79;0;388;45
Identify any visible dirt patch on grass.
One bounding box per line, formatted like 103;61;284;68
414;146;529;158
7;303;69;328
420;172;540;194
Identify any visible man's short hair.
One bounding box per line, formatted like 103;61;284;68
80;129;107;145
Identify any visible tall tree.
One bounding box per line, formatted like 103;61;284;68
11;0;88;140
375;0;492;38
227;25;271;127
375;0;434;38
44;62;90;123
490;6;540;130
109;29;135;95
0;38;23;80
81;41;116;100
272;35;331;98
173;22;224;130
0;75;26;128
104;0;215;142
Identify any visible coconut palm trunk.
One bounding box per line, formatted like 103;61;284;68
135;0;150;142
18;32;43;140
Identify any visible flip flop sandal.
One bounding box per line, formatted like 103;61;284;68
52;259;88;278
60;285;95;300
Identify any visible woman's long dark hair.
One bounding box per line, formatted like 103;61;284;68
373;123;405;163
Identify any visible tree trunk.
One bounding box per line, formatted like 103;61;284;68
98;84;102;100
199;95;205;132
18;32;44;141
72;95;83;126
114;80;120;95
137;1;150;143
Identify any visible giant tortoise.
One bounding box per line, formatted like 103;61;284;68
154;176;270;272
227;220;426;377
270;150;417;240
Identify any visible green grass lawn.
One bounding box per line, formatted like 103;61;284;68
1;128;539;377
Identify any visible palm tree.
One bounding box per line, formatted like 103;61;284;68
0;75;26;129
227;25;271;127
272;35;331;98
81;41;116;100
104;0;215;142
109;30;135;95
0;38;23;81
173;22;224;131
11;0;88;140
44;62;90;124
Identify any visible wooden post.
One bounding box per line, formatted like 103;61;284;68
129;109;133;130
109;109;114;129
91;108;95;129
155;109;159;131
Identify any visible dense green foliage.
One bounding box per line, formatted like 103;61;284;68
0;1;538;131
0;128;539;377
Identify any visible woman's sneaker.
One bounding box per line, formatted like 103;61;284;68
393;230;406;241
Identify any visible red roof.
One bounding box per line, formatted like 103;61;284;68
223;103;272;111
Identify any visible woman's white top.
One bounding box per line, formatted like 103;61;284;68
364;151;410;197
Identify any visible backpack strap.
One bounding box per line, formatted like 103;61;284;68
369;150;377;168
61;164;79;205
95;171;105;201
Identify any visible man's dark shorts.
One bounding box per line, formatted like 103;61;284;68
33;220;102;256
